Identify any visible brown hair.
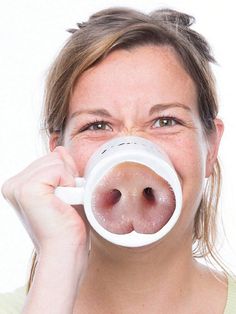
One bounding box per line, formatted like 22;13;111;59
28;7;226;291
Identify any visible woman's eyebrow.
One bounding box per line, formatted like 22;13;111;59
69;108;112;121
149;103;191;115
69;103;191;121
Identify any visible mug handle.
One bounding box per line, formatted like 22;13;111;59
54;177;85;205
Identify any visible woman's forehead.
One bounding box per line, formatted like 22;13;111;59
69;45;198;115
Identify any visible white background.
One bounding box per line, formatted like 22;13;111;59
0;0;235;292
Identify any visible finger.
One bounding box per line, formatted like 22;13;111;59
53;146;79;177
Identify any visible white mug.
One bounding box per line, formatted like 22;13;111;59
55;136;182;247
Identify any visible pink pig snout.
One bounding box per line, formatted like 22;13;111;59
91;162;176;234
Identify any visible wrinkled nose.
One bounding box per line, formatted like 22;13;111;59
91;162;175;234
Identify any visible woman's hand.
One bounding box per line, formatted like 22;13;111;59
1;146;89;253
1;147;89;313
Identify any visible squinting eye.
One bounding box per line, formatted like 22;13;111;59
153;117;178;128
80;120;112;132
89;121;108;131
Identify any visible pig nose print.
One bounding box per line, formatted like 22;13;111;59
101;186;156;210
91;162;176;235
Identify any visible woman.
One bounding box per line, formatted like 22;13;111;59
1;7;236;313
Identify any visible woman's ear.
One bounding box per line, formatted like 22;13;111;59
49;132;61;152
205;118;224;178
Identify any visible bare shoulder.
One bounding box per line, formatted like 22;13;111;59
193;262;228;314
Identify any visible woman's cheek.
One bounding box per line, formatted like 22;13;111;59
66;140;103;177
173;131;207;177
177;143;206;213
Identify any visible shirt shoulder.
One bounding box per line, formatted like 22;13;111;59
224;276;236;314
0;286;26;314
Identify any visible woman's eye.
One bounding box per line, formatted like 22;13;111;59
153;117;178;128
81;120;112;132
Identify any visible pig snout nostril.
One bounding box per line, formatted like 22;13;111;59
107;189;122;206
143;187;155;203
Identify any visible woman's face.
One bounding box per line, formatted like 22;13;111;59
52;45;221;244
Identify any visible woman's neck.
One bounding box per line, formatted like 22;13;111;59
75;233;201;313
